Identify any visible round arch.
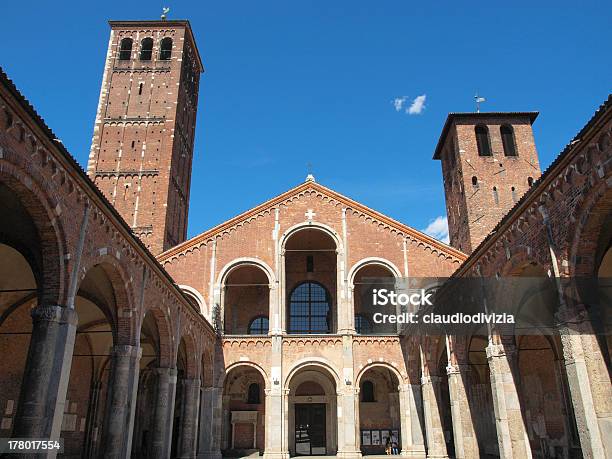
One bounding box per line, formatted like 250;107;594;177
355;362;404;387
280;222;343;252
140;305;173;368
284;357;341;389
216;257;276;289
179;285;208;317
348;257;402;288
177;332;199;379
220;361;270;390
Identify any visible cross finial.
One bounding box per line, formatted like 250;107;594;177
161;7;170;21
305;162;316;182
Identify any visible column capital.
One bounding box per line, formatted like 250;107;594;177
446;363;469;376
31;304;77;325
420;374;441;385
486;342;516;360
111;344;141;358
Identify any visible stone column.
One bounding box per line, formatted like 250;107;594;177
12;305;78;445
336;387;362;459
486;342;531;459
197;386;222;459
398;383;426;457
264;335;288;459
100;345;141;458
421;375;449;459
558;315;610;459
446;364;479;459
178;378;201;458
150;367;178;459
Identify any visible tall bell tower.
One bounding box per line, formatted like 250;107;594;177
88;20;203;254
434;112;542;254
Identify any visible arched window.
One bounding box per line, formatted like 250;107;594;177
475;125;492;157
140;37;153;60
118;38;133;60
472;176;478;188
527;176;534;187
511;186;517;202
289;282;331;334
248;316;269;335
361;380;375;402
355;314;372;334
501;124;517;156
159;37;173;60
247;383;261;404
493;186;499;204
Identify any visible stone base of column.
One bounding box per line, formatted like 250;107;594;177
425;455;449;459
336;449;362;459
262;451;290;459
196;451;223;459
400;447;426;458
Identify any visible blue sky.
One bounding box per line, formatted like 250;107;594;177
2;1;610;242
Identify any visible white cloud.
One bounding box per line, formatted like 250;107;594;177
422;216;449;244
393;96;407;112
407;94;427;115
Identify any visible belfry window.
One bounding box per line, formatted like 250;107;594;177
475;125;492;156
159;37;173;60
493;186;499;204
140;38;153;60
248;316;269;335
289;282;331;334
118;38;133;60
501;124;518;156
472;176;478;188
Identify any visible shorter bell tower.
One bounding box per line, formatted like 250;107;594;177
434;112;542;254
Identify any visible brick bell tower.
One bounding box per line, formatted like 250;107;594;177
434;112;542;254
88;20;203;254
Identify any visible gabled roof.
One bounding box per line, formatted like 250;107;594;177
433;111;539;159
157;179;467;262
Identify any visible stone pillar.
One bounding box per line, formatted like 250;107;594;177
150;367;178;459
178;378;201;458
421;375;449;459
264;335;288;459
558;317;611;458
336;387;362;459
12;305;77;446
446;364;479;459
486;342;531;459
100;345;141;458
398;383;426;458
197;386;222;459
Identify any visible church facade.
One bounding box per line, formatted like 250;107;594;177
0;18;610;459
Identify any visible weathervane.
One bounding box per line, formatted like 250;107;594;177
474;92;486;113
161;7;170;21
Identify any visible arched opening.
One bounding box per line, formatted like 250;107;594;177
472;176;479;188
118;38;133;60
248;316;269;335
221;365;266;455
287;365;338;456
501;124;518;157
131;310;164;457
475;125;492;157
358;366;401;455
63;263;118;456
467;335;498;456
510;263;580;455
352;264;396;334
223;264;270;335
140;37;153;61
285;228;337;334
159;37;172;60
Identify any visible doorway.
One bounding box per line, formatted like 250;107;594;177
295;404;326;456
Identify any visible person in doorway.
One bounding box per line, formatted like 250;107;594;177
390;431;399;455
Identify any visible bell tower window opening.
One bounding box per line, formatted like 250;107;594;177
501;124;518;156
475;124;492;157
140;37;153;60
159;37;173;60
118;38;133;60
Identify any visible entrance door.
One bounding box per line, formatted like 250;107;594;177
295;403;326;455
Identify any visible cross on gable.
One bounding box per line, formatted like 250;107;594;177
305;209;316;221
